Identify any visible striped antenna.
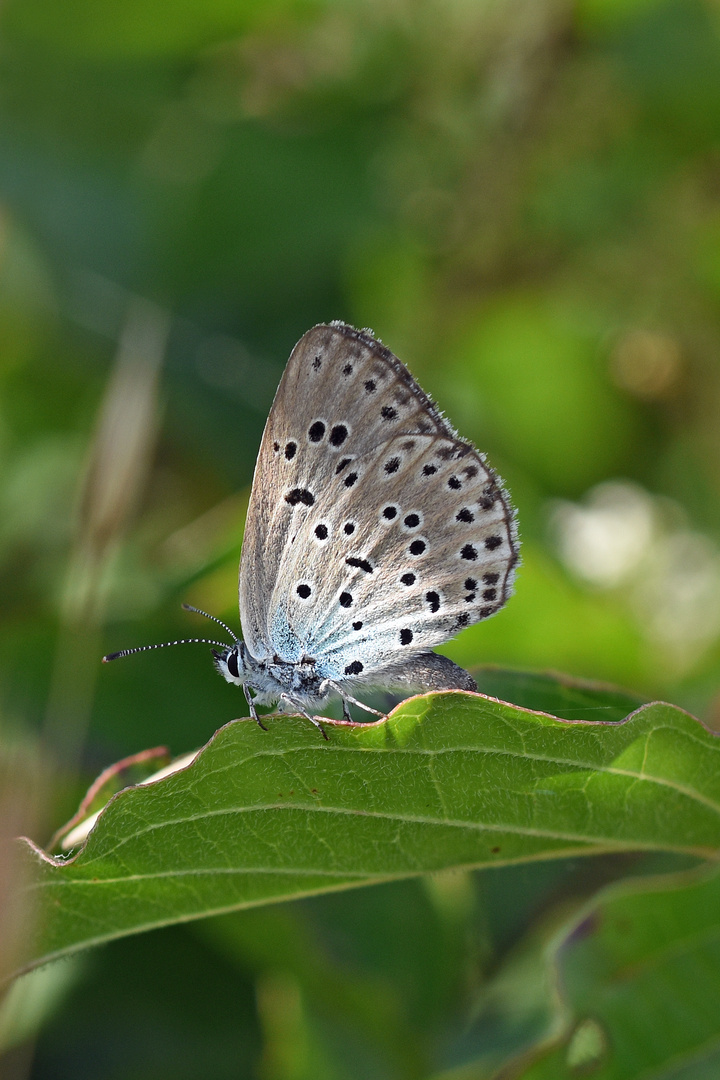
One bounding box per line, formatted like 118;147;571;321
103;637;230;662
181;603;239;643
103;603;239;662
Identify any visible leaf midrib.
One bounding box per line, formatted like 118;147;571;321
29;799;720;891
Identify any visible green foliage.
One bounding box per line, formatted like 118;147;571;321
16;673;720;1077
3;0;720;1074
19;679;718;972
517;866;720;1078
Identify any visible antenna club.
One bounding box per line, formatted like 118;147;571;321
182;603;239;643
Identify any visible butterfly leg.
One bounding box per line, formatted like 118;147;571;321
278;694;329;740
244;686;268;731
319;680;384;720
341;699;353;723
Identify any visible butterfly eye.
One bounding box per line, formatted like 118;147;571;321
226;649;240;678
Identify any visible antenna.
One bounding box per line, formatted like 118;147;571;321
181;603;239;643
102;604;239;662
103;637;231;662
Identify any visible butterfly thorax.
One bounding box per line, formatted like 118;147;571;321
213;642;326;707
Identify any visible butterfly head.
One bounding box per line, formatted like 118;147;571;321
212;641;251;686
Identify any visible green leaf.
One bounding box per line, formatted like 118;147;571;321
470;666;646;722
18;687;720;978
515;864;720;1079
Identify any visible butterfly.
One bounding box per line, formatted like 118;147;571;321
105;323;519;736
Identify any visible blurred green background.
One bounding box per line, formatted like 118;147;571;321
3;0;720;1075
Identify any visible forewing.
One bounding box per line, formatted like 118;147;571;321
238;322;518;676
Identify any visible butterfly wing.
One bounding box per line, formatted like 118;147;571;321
238;323;518;683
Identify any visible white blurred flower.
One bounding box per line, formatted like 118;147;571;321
550;481;720;672
550;481;655;588
633;531;720;661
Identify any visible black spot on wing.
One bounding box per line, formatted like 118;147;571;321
330;424;348;447
285;488;315;507
346;557;373;574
